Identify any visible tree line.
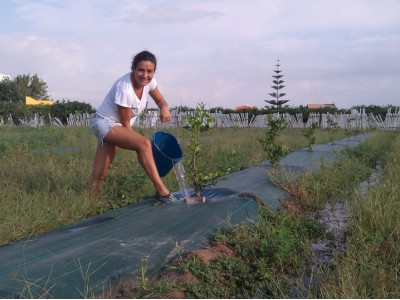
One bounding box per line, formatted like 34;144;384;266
0;74;49;102
1;73;398;125
0;74;95;123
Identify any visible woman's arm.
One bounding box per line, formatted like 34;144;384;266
149;87;171;123
117;105;133;129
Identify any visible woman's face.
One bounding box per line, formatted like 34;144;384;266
132;60;155;87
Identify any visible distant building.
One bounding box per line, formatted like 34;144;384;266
235;104;256;110
26;96;54;106
307;103;336;109
0;74;11;81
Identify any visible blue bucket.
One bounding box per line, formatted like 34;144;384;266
151;131;183;177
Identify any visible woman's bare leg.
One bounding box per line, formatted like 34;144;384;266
102;126;170;196
90;142;118;197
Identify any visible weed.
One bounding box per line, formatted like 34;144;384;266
76;259;106;298
345;117;356;140
140;256;149;290
17;276;55;299
327;116;339;145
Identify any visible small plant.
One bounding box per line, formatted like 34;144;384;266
327;116;339;145
137;107;147;136
258;114;291;167
140;256;149;290
76;259;106;298
184;103;220;198
303;122;318;152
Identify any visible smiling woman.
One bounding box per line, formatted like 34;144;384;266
89;50;176;203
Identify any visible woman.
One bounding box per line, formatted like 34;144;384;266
90;50;176;202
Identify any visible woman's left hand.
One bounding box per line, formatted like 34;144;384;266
160;105;171;123
149;86;171;123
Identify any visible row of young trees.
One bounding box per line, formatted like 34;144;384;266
174;105;398;122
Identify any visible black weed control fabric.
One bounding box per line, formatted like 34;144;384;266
0;134;369;298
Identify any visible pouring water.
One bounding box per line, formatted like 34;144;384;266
173;161;190;200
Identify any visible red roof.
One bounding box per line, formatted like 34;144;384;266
235;105;256;110
307;103;336;109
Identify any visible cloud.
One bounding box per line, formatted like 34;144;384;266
123;5;223;24
1;0;399;109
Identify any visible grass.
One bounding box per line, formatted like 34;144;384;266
268;145;374;210
315;131;400;298
4;125;397;299
0;127;97;244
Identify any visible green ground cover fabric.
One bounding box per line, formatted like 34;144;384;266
0;134;369;298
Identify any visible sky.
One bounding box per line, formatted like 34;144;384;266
1;0;399;110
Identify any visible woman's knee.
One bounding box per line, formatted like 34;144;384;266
136;138;152;153
143;138;152;150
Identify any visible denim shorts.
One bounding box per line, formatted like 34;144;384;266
91;113;121;143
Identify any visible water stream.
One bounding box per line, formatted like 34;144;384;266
173;161;190;201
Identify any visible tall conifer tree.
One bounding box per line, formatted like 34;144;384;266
265;59;289;108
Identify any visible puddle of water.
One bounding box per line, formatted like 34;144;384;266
173;161;190;201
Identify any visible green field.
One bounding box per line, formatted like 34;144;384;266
0;126;346;246
1;126;399;298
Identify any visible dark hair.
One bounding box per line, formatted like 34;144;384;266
131;50;157;71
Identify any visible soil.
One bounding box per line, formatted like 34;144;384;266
113;243;236;299
186;243;236;265
279;198;303;215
